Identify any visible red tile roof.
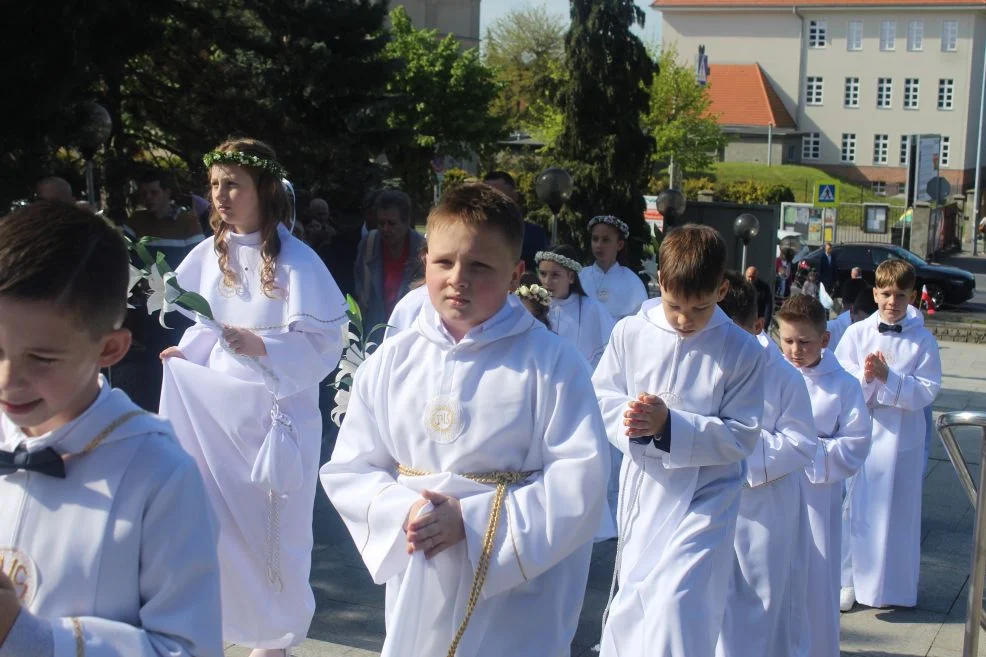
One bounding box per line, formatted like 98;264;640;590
656;0;984;7
702;64;797;129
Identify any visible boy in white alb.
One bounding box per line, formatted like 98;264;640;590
0;202;222;656
321;184;608;657
835;260;941;610
593;226;764;657
776;295;871;657
714;273;817;657
579;215;648;321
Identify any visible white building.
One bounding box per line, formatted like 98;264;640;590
655;0;986;193
392;0;482;49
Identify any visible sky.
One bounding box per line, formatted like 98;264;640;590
479;0;662;49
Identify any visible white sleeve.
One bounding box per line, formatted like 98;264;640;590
588;302;617;369
262;324;345;399
175;324;217;365
875;334;942;411
807;379;872;483
664;340;764;469
745;370;817;487
591;321;635;457
41;458;223;657
834;331;879;402
319;356;422;585
458;348;608;598
628;272;648;315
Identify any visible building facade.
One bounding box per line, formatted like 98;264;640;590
656;0;986;192
393;0;482;49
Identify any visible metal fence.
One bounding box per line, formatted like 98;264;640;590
833;203;909;248
927;204;961;259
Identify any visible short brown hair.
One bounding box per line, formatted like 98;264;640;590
658;225;727;298
427;183;524;259
776;294;827;334
718;270;758;327
0;201;129;338
875;259;916;291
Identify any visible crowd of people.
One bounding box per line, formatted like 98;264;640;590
0;137;942;657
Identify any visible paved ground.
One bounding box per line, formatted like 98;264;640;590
227;338;986;657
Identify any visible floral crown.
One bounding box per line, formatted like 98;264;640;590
515;283;552;307
588;215;630;239
203;150;287;179
535;250;583;273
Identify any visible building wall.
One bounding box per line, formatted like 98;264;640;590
394;0;482;48
722;134;799;165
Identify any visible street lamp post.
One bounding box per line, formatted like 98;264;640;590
656;189;687;231
534;167;573;244
74;101;113;211
734;213;761;271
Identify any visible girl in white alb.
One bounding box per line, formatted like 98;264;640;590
158;139;347;657
578;215;648;321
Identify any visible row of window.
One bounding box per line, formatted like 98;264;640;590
808;18;959;52
806;76;954;110
801;133;951;167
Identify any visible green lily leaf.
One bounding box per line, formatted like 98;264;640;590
176;292;214;320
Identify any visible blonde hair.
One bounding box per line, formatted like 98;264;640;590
875;259;916;291
426;183;524;260
208;138;290;298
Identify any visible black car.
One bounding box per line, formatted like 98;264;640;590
796;243;975;308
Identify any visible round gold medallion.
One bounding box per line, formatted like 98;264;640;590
0;547;38;605
423;396;465;444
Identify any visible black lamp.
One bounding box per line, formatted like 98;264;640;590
534;167;573;244
74;101;113;209
733;213;760;271
656;189;686;230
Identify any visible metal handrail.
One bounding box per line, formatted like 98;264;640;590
937;411;986;657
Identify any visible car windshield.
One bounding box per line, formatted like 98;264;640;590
887;246;927;267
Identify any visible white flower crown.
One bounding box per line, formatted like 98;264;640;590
588;215;630;239
535;250;583;273
515;283;552;307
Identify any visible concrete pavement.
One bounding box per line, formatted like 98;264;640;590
227;338;986;657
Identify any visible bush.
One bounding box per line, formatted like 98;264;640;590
714;180;795;205
683;177;716;200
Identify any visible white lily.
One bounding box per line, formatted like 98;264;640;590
146;264;181;328
330;387;350;428
127;264;144;309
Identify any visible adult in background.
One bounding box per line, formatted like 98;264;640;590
354;189;425;329
483;170;547;272
36;176;75;203
818;241;838;295
746;265;774;329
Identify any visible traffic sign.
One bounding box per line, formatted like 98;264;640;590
926;176;951;204
815;181;840;207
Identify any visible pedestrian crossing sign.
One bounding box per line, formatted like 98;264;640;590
815;181;839;207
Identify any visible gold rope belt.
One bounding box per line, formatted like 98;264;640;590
396;464;537;657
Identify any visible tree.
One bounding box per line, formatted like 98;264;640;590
645;46;727;180
556;0;656;264
384;6;505;216
484;4;567;138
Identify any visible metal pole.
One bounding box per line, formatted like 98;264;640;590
972;36;986;256
966;431;986;657
85;159;96;210
767;123;773;167
551;212;558;245
741;243;748;271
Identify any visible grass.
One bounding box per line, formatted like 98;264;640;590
701;162;897;205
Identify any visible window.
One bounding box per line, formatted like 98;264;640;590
806;76;824;105
844;77;860;107
873;134;889;165
939;79;954;109
896;182;907;195
872;181;887;196
848;20;864;51
802;133;821;160
881;20;896;50
842;133;857;162
941;136;951;168
900;135;910;165
904;78;919;109
942;20;958;52
877;77;893;108
809;20;827;48
907;20;924;51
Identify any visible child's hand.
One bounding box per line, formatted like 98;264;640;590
405;490;465;559
0;571;21;646
222;326;267;357
863;354;876;383
624;393;669;439
159;347;186;361
870;351;890;383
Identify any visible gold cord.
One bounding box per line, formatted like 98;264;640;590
396;464;536;656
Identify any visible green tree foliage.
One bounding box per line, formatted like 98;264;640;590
384;7;505;218
555;0;656;264
646;46;727;178
484;3;567;146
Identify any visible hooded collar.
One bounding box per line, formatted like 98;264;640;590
862;303;924;333
416;295;540;349
552;292;580;309
1;376;169;455
640;298;731;337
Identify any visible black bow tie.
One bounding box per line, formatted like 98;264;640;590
0;445;66;478
878;322;903;334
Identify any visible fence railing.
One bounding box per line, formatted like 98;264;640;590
833;203;909;248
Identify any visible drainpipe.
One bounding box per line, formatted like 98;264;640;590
794;6;807;134
767;122;774;166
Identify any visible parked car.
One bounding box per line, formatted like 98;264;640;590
795;243;975;308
